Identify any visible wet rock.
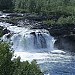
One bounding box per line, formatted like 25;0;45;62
54;34;75;52
30;32;36;36
0;26;4;30
48;24;75;37
29;22;75;53
3;28;10;35
24;14;47;21
0;26;10;37
6;33;12;38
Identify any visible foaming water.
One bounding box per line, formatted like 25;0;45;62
1;22;75;75
13;52;75;75
1;22;55;52
13;52;72;63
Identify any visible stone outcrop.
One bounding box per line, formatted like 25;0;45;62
32;23;75;52
54;34;75;52
0;26;10;37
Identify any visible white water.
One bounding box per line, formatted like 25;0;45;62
1;22;55;51
0;22;67;61
1;22;75;75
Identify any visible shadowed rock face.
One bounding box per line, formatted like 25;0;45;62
3;28;10;35
0;26;10;37
54;34;75;52
31;23;75;52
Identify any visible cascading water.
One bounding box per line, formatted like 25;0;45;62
2;28;55;52
1;22;75;75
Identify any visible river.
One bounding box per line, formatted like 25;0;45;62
0;21;75;75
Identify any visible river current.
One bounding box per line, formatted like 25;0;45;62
0;22;75;75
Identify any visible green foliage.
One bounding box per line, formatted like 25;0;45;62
12;59;43;75
0;42;13;75
43;20;56;26
0;27;4;37
57;17;68;25
13;0;75;15
0;42;44;75
0;31;3;37
0;0;13;10
0;0;75;16
0;0;75;26
43;16;75;26
57;16;75;25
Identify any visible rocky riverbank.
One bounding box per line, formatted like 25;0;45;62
0;13;75;52
44;24;75;53
30;20;75;53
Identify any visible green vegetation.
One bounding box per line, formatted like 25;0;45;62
0;42;44;75
0;0;75;26
13;0;75;16
0;0;75;14
0;26;4;37
0;0;13;11
43;20;56;26
43;16;75;26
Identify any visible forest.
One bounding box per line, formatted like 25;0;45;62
0;0;75;14
0;0;75;75
0;0;75;26
0;41;44;75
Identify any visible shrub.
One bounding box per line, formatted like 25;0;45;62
57;16;75;25
43;20;56;26
0;42;44;75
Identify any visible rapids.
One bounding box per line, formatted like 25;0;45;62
0;22;75;75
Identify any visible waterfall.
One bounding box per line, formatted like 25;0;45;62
0;20;74;75
0;22;55;52
10;29;55;52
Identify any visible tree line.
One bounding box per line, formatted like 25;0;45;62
0;0;75;14
1;0;75;26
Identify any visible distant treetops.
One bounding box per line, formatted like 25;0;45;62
0;0;75;15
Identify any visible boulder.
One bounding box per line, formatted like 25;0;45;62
54;34;75;52
3;28;10;35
